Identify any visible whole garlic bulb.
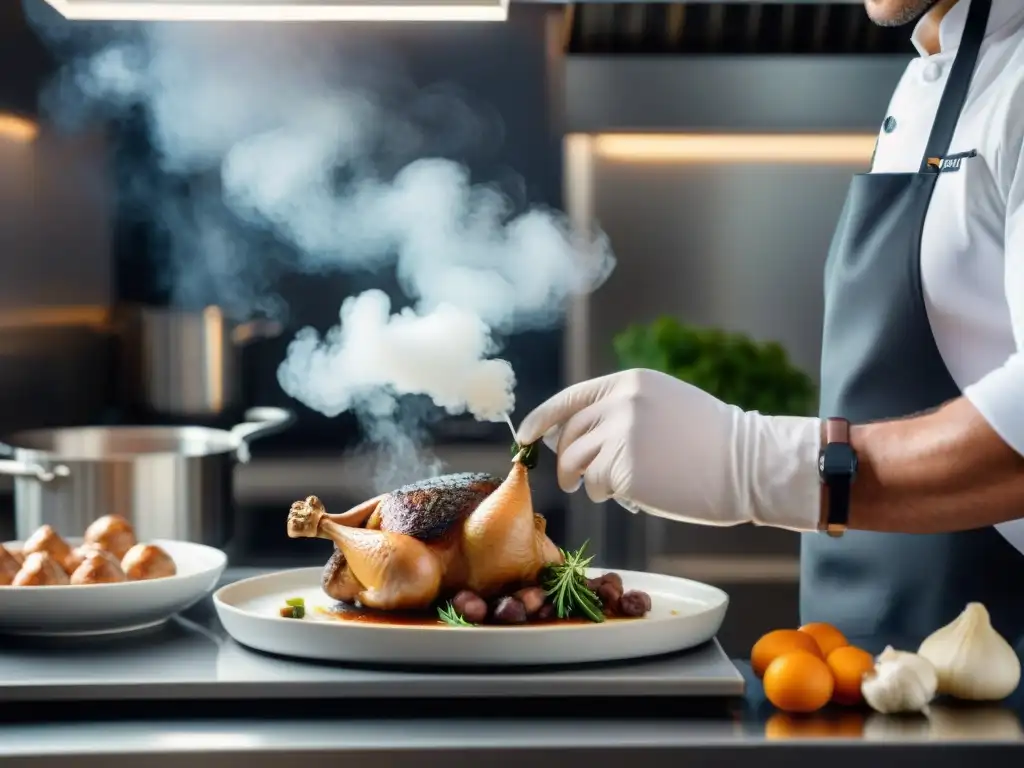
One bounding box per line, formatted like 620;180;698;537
918;602;1021;701
861;646;938;714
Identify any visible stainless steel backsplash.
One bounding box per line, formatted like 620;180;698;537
558;51;909;650
0;129;114;435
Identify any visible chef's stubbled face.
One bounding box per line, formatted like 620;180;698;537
864;0;942;26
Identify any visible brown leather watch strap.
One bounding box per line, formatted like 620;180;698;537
825;416;850;444
819;417;854;537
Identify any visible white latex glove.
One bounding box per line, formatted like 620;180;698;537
516;369;823;531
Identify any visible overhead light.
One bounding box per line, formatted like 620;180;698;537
38;0;508;21
0;114;39;144
589;133;877;165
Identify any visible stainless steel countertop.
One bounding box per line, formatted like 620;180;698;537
0;712;1022;768
0;596;745;701
0;570;1023;767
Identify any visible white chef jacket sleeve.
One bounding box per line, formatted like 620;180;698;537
962;108;1024;459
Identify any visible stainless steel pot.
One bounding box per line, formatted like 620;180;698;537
119;305;283;419
0;407;294;547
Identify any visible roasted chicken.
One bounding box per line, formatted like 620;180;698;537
288;458;563;611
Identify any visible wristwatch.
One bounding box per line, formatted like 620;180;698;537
818;417;858;537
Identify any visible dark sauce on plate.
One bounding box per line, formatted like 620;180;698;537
314;602;630;627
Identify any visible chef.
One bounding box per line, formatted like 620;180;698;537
517;0;1024;653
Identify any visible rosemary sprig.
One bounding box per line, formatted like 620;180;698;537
510;440;540;470
541;541;605;623
437;601;475;627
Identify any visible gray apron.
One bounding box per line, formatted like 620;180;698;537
800;0;1024;654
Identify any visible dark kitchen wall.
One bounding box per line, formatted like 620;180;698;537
1;2;567;449
112;6;567;452
0;3;52;117
248;8;566;452
0;3;115;436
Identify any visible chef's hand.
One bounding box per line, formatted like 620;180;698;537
516;369;823;531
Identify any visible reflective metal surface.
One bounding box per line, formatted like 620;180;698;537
0;116;114;435
0;575;1019;767
118;305;282;420
558;46;910;652
0;408;294;547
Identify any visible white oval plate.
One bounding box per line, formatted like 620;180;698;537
214;567;729;666
0;539;227;636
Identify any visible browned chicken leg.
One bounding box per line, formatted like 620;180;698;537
316;496;388;603
289;496;443;611
460;460;563;596
321;548;363;603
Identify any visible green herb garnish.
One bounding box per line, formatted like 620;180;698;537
511;440;540;470
281;596;306;619
541;541;605;623
437;602;475;627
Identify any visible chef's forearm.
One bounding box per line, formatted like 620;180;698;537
843;397;1024;533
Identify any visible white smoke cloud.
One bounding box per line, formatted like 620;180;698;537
277;289;515;421
24;6;615;485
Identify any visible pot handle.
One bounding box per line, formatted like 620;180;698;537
230;407;295;462
231;319;283;346
0;460;70;482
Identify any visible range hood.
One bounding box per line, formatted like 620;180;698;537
37;0;510;22
566;2;911;54
560;3;913;134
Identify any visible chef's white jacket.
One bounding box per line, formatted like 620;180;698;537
869;0;1024;552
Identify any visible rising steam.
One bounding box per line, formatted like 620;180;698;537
278;290;515;421
23;4;615;485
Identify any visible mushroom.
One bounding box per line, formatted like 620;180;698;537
22;525;78;574
71;548;128;585
121;544;177;581
13;552;71;586
84;515;137;560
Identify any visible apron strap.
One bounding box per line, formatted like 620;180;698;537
919;0;993;172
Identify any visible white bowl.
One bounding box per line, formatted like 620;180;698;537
0;539;227;636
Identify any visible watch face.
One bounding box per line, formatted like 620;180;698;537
821;443;857;478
